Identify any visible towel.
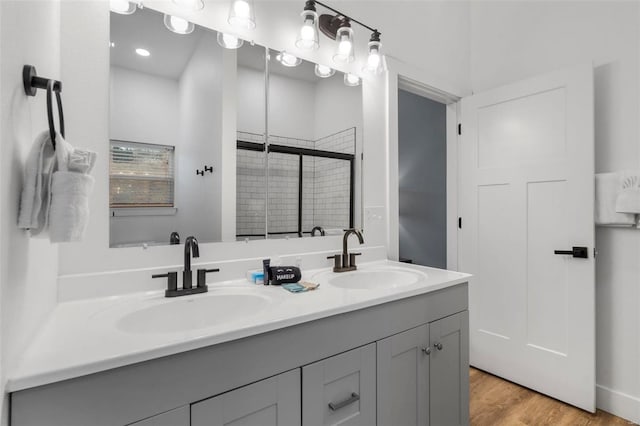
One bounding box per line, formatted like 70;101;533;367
615;172;640;214
595;172;636;226
47;134;96;242
49;171;94;242
17;130;57;235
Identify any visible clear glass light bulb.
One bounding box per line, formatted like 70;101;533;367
344;73;360;86
300;19;315;42
111;0;129;13
314;64;335;78
368;51;381;69
110;0;135;14
170;16;189;33
217;32;243;49
223;34;238;45
338;38;352;56
233;0;250;19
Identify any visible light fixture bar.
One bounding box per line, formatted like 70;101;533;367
312;0;380;36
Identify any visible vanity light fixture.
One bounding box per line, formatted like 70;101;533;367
172;0;204;12
163;14;195;35
314;64;335;78
344;73;360;87
295;1;319;50
135;48;151;57
217;32;244;49
276;51;302;67
228;0;256;29
296;1;384;70
110;0;136;15
363;31;384;75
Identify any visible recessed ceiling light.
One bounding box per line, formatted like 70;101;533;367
135;48;151;57
110;41;115;48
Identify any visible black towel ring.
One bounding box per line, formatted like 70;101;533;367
45;80;65;150
22;64;64;151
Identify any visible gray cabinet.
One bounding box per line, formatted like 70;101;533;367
377;312;469;426
127;406;189;426
191;369;301;426
429;311;469;426
377;324;430;426
302;343;376;426
11;283;469;426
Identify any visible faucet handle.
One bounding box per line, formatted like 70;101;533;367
349;252;362;267
197;268;220;289
327;254;342;271
152;271;178;292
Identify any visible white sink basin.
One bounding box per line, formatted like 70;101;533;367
321;268;427;290
116;290;272;334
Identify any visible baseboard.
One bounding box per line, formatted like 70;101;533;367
596;384;640;423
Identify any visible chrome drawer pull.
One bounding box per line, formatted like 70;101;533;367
328;392;360;411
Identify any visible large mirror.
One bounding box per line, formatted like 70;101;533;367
109;6;362;247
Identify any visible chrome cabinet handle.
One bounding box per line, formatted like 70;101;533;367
328;392;360;411
434;342;443;351
422;347;431;355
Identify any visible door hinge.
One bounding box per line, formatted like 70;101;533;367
458;123;462;135
458;217;462;229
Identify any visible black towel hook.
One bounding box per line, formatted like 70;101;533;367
23;64;64;150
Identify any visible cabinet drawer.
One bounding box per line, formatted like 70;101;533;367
191;369;301;426
302;343;376;426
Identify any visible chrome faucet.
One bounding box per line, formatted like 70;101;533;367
327;229;364;272
311;226;325;237
183;236;200;290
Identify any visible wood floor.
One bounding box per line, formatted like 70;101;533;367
470;368;637;426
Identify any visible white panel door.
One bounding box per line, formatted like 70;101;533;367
459;64;595;411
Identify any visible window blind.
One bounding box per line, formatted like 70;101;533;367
110;140;175;208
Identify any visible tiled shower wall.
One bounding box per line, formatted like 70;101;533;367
236;128;355;238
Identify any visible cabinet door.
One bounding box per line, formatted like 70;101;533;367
377;325;429;426
302;343;376;426
191;369;300;426
127;406;189;426
429;311;469;426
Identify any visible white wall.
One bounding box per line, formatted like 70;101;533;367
110;66;179;146
268;73;316;141
176;31;224;243
0;0;61;423
469;1;640;421
236;66;265;136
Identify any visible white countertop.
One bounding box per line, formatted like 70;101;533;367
8;260;470;392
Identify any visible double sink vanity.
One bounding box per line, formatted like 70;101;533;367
10;256;470;426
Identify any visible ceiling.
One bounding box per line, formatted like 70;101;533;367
110;7;206;80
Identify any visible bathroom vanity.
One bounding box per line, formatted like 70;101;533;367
9;261;470;426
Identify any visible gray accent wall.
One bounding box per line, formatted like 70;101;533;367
398;90;447;268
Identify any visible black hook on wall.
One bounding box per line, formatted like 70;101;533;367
204;165;214;174
196;170;205;176
23;64;64;150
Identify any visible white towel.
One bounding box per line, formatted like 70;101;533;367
595;172;636;226
615;172;640;214
47;134;96;242
17;130;57;235
49;171;94;243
